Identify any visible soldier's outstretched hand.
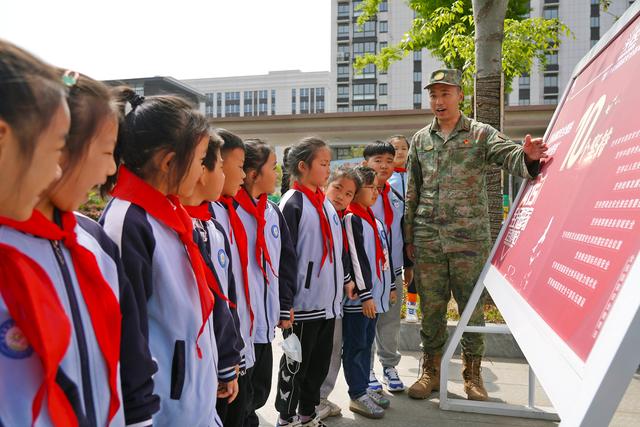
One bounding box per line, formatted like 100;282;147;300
523;134;549;162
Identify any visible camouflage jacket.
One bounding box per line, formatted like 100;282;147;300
404;113;539;252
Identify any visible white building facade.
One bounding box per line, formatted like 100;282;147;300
183;70;330;118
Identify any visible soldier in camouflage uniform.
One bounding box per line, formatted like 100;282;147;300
404;69;548;401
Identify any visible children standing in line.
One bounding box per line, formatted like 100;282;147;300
209;129;258;427
363;140;410;393
316;165;361;420
277;138;347;427
1;74;159;426
387;135;418;323
180;133;243;421
236;138;297;425
100;90;222;426
343;166;396;419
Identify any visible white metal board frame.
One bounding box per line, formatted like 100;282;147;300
439;2;640;425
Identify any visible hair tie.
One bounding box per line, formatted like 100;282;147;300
62;70;79;87
124;92;145;115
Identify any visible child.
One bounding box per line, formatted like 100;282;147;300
100;90;221;426
1;74;159;426
277;137;347;427
388;135;418;323
235;138;297;425
387;135;409;197
316;165;360;420
0;39;67;221
180;133;243;422
343;166;396;419
209;129;257;427
363;140;411;393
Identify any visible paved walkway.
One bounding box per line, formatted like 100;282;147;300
256;335;640;426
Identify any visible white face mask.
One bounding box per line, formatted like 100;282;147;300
280;332;302;364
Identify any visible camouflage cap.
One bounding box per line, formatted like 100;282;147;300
424;68;462;90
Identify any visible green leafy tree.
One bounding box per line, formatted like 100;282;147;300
354;0;571;99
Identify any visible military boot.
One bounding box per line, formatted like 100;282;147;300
408;353;441;399
462;353;488;401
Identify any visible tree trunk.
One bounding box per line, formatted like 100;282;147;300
473;0;508;243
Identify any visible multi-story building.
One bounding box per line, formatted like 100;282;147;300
183;70;330;118
330;0;635;111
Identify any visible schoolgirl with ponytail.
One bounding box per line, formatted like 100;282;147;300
100;89;223;426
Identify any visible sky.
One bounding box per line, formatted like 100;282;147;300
1;0;331;80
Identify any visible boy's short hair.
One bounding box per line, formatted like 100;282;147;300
363;140;396;160
329;165;362;193
353;165;376;187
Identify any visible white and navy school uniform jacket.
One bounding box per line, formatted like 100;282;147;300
279;190;347;321
192;215;243;382
343;214;396;314
388;170;407;198
372;187;409;279
210;202;255;370
101;200;222;427
235;200;297;344
0;212;158;427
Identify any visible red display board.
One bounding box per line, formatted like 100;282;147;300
492;17;640;362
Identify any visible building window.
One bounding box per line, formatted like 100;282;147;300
544;74;558;88
413;71;422;82
316;87;325;113
413;50;422;61
545;50;559;71
353;0;363;17
337;43;350;62
353;83;376;100
353;104;376;112
378;104;388;111
379;21;388;33
379;83;387;96
300;88;310;114
413;93;422;105
354;21;376;38
519;74;530;88
591;0;600;44
353;42;376;56
337;105;350;112
354;63;376;79
216;92;222;118
379;0;388;12
338;85;349;97
291;88;296;114
379;41;388;50
338;23;349;38
543;6;558;20
519;97;531;105
544;95;558;104
271;90;276;115
337;3;349;18
338;64;350;79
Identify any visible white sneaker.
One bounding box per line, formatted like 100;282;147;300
299;416;327;427
276;416;301;427
349;394;385;419
406;301;418;323
368;370;383;391
315;398;341;419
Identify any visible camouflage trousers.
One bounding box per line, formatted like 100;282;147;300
414;239;489;356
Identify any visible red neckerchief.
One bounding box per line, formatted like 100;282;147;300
380;182;394;232
184;202;212;221
235;188;277;282
111;166;214;358
0;243;77;426
346;203;386;279
337;209;348;252
394;167;407;173
0;211;121;423
292;182;334;273
218;195;254;335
